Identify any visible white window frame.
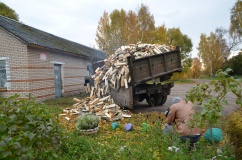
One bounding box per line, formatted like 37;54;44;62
0;57;10;90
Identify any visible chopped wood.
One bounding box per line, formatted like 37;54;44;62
86;83;91;92
105;112;111;118
73;97;81;103
89;98;100;105
99;95;110;101
124;79;128;88
84;86;88;93
103;103;116;109
65;117;71;121
90;87;95;97
122;114;132;118
63;109;69;113
97;102;104;105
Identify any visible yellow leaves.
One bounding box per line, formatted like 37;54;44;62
153;149;161;160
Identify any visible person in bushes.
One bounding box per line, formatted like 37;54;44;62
164;97;202;150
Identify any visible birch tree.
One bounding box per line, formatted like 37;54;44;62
198;33;224;77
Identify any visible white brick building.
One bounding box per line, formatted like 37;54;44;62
0;15;106;101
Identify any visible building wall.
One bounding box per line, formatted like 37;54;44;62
0;27;91;101
27;47;90;101
0;27;30;98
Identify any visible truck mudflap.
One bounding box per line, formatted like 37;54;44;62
110;87;133;109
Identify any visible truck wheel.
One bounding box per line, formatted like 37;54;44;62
159;95;167;105
146;94;161;106
139;94;146;102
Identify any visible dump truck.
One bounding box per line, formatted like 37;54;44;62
88;46;182;109
110;46;182;109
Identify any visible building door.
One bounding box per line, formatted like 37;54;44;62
54;64;62;98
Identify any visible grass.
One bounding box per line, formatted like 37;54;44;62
173;79;196;84
44;94;236;160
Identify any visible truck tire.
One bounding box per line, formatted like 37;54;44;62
146;94;167;106
159;95;167;105
146;94;161;106
138;94;146;102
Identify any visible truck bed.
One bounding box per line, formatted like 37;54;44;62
127;46;182;85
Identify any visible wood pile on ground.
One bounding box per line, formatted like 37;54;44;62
60;43;176;122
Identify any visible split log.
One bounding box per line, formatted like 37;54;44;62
84;86;88;93
65;117;71;121
73;97;81;103
89;98;100;105
86;83;90;92
103;104;116;109
99;95;110;102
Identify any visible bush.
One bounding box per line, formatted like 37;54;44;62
0;94;63;159
224;108;242;159
76;113;99;130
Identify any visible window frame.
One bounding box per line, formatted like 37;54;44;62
0;57;10;90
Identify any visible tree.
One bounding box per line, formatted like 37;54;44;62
198;32;224;77
222;51;242;75
136;4;155;43
215;27;240;61
95;3;155;55
125;10;140;44
230;0;242;40
96;11;111;53
0;2;19;21
152;24;167;44
160;27;192;63
190;57;202;79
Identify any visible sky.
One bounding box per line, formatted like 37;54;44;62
0;0;237;58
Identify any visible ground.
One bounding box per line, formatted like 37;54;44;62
131;79;238;115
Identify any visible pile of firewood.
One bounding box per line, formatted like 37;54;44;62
89;43;176;93
60;43;176;122
60;96;131;122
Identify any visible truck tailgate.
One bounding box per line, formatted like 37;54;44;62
127;47;182;85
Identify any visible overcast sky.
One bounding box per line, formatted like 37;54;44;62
0;0;237;57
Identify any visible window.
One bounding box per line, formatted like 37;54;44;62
0;60;7;88
0;57;9;89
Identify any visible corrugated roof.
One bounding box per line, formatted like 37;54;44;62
0;15;107;60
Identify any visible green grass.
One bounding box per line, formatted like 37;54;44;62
43;93;89;116
173;79;196;84
43;95;236;160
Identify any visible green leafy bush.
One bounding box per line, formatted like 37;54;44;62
224;108;242;159
76;113;99;130
0;94;62;159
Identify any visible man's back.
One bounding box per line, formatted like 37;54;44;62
167;99;202;136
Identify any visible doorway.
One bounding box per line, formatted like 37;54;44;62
54;64;62;98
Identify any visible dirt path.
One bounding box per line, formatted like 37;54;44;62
131;79;239;115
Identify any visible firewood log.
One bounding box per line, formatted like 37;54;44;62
65;117;71;121
73;97;81;103
103;103;116;109
89;98;100;105
86;83;91;92
99;95;110;101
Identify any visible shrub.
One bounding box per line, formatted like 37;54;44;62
76;113;99;130
224;108;242;159
0;94;62;159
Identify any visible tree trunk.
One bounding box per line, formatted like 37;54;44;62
209;60;213;77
